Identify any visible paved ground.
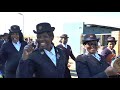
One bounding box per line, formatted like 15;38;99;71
69;59;78;78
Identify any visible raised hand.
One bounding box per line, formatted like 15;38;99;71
22;44;34;60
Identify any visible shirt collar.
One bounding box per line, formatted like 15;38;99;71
92;52;98;56
44;46;56;56
62;43;67;48
85;49;98;56
12;41;20;44
50;46;56;55
107;47;114;52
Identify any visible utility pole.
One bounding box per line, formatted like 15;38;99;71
18;13;24;34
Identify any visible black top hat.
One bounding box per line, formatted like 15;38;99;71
33;22;55;34
107;37;117;42
82;34;99;44
60;34;69;38
9;25;21;33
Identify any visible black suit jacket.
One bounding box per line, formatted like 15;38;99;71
56;44;75;62
0;41;27;78
76;53;109;78
0;40;4;48
16;47;68;78
101;48;116;59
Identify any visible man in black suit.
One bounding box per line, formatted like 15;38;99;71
16;22;68;78
76;34;119;78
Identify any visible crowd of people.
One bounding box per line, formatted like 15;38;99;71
0;22;119;78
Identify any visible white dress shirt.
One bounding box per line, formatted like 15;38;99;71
62;43;67;49
44;46;57;66
92;53;101;61
12;41;21;51
85;50;101;61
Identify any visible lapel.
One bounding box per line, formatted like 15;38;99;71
60;44;67;50
10;41;25;53
86;53;101;64
54;47;61;67
9;42;19;52
39;48;57;68
19;42;25;52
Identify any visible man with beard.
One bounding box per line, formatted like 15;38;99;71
16;22;68;78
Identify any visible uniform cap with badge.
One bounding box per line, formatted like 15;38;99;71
9;25;21;33
82;34;99;44
33;22;55;34
60;34;69;38
107;37;117;42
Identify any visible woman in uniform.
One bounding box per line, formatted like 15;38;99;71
76;34;118;78
0;25;27;78
16;22;69;78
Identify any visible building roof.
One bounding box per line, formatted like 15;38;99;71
85;24;120;30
